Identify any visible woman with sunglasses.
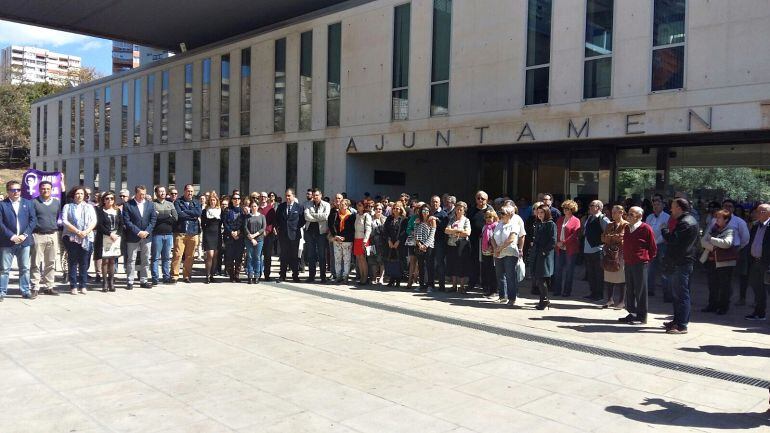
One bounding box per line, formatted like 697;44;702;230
94;191;123;292
353;200;373;286
413;205;437;292
368;203;387;284
201;193;223;283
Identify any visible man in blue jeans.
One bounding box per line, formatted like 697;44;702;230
151;186;177;284
0;180;37;301
660;198;699;334
303;188;330;283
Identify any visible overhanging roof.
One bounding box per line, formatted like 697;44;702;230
0;0;362;51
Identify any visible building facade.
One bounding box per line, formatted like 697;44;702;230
31;0;770;210
1;45;81;85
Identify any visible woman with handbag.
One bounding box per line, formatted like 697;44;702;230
445;201;472;293
700;209;736;314
532;204;557;310
413;205;437;292
384;202;407;287
368;203;387;285
329;199;356;283
601;205;628;309
353;201;373;286
94;191;123;292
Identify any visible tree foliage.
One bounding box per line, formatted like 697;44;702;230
617;167;770;202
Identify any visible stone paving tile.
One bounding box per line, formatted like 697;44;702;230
190;389;303;430
469;357;554;383
0;402;104;433
422;345;501;367
256;411;361;433
90;395;209;433
371;381;485;415
341;404;459;433
518;393;620;432
434;398;581;433
664;382;766;412
278;381;394;422
453;376;552;409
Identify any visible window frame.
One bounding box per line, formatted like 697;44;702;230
581;0;616;100
428;0;453;117
649;0;688;93
523;0;554;107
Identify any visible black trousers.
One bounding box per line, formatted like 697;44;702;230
262;234;274;278
417;247;434;287
624;262;649;320
706;261;733;312
584;252;603;298
749;260;768;316
278;235;300;278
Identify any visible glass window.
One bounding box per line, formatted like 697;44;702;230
286;143;297;190
57;100;63;154
153;153;161;187
299;31;313;131
104;87;111;149
79;94;85;151
35;106;40;157
42;105;47;156
392;3;410;121
134;78;141;145
120;155;127;190
120;82;128;147
193;150;201;192
240;48;251;136
312;141;325;191
652;0;686;91
70;97;75;153
161;70;169;144
240;146;250;194
274;39;286;132
430;0;451;116
525;0;552;105
109;157;116;191
220;54;230;138
79;159;84;185
584;0;613;99
147;73;155;145
184;63;193;142
201;59;211;140
93;89;100;150
168;151;176;188
94;159;100;189
327;22;342;127
219;148;229;195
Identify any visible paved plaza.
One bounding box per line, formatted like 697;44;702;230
1;264;769;432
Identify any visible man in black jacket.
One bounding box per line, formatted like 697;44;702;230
745;203;770;321
276;188;305;282
660;198;700;334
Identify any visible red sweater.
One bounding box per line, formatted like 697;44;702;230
556;215;581;255
623;222;658;265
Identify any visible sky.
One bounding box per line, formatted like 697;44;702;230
0;20;113;77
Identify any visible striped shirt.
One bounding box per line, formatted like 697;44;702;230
414;221;436;249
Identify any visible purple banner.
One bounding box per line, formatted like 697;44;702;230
21;169;64;202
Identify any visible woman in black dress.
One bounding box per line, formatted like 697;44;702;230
383;202;408;287
94;191;123;292
201;193;224;284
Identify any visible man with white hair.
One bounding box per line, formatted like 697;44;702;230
468;190;495;290
620;206;657;325
583;200;610;300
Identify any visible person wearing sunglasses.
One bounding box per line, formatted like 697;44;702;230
94;191;123;292
0;180;38;301
467;191;494;291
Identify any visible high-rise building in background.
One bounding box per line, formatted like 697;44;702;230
0;45;81;85
113;41;173;74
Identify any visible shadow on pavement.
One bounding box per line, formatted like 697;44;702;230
606;397;769;430
679;345;770;358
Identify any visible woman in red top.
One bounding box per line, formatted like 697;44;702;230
554;200;581;297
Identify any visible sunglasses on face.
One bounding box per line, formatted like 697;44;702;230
8;188;20;193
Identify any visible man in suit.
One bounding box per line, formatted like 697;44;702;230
303;188;330;283
0;180;37;301
122;185;157;290
276;188;305;282
745;203;770;321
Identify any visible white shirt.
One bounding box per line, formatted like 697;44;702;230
645;211;670;244
10;198;20;235
492;218;523;258
135;199;145;217
629;220;642;233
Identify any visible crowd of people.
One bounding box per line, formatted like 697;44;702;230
1;178;769;336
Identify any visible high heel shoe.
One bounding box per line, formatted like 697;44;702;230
536;300;550;310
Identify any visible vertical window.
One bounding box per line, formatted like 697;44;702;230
93;89;100;150
652;0;686;91
525;0;552;105
392;3;410;121
168;151;176;188
240;146;250;194
430;0;452;116
79;94;85;152
109;157;116;191
94;159;100;189
120;155;127;190
43;161;47;171
57;100;63;154
53;161;58;173
43;105;48;155
134;78;141;145
70;97;76;153
35;106;40;157
120;81;128;147
153;153;161;187
273;39;286;132
219;148;229;195
299;31;313;131
147;73;155;145
240;48;251;136
79;159;84;185
327;23;341;127
161;70;169;144
286;142;297;190
193;150;201;193
312;141;325;191
201;59;211;140
104;87;111;149
184;63;193;142
584;0;613;99
220;54;230;138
